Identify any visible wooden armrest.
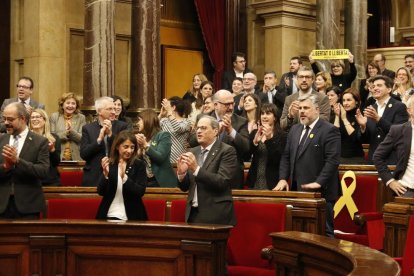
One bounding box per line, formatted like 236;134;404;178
261;245;273;261
354;212;383;226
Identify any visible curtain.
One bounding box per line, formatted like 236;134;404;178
194;0;225;89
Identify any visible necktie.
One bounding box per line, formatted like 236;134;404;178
13;135;20;155
192;149;208;207
298;126;310;152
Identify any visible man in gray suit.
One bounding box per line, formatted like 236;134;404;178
280;67;331;132
0;77;45;133
0;102;49;219
177;115;237;225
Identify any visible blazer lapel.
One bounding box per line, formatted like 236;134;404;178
297;120;322;159
381;99;394;118
19;132;34;159
202;140;220;169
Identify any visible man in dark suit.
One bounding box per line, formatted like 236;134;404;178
274;94;341;237
80;96;128;186
373;97;414;197
0;102;49;219
0;77;45;133
373;53;395;80
278;56;303;96
177;115;237;225
221;52;252;91
356;75;408;164
257;70;286;118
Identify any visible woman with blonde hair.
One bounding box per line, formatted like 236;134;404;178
315;71;332;95
183;73;208;103
30;109;61;186
50;92;86;161
393;67;414;104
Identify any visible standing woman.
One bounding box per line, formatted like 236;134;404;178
159;96;192;163
30;109;61;186
96;130;147;221
315;71;332;95
183;73;208;103
326;86;342;123
112;95;133;128
333;88;365;164
246;104;287;190
359;62;380;108
50;92;86;161
135;109;177;187
392;67;414;104
241;93;261;134
188;80;214;124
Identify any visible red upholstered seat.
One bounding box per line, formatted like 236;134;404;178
60;170;83;187
227;202;287;275
47;198;101;219
143;199;166;221
169;200;187;223
395;215;414;276
334;173;384;250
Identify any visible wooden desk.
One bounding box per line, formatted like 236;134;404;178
270;231;400;276
43;187;327;236
0;219;231;276
383;197;414;257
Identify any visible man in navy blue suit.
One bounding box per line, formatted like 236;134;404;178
274;94;341;237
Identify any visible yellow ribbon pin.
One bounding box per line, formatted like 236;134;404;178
333;170;358;220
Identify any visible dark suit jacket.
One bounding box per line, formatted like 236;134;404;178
373;122;412;185
221;68;252;90
145;131;177;187
80;120;128;186
382;68;396;80
178;140;237;225
279;119;341;201
359;97;408;163
189;112;250;188
257;87;286;118
0;131;50;213
96;159;147;220
280;90;331;132
246;130;287;190
41;133;61;186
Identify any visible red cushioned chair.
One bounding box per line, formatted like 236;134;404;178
394;215;414;276
143;199;166;221
169;199;187;223
334;172;385;250
59;170;83;187
47;198;101;219
227;201;290;276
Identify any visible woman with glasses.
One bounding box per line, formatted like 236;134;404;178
309;51;357;93
392;67;414;104
50;92;86;161
29;109;61;186
96;130;147;221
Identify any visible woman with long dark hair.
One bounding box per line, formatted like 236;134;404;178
246;104;287;190
96;130;147;220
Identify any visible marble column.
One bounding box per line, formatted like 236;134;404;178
315;0;341;71
83;0;115;108
345;0;368;86
130;0;161;110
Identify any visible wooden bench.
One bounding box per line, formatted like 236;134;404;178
270;231;400;275
43;187;327;235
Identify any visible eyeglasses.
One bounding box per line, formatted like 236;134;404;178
16;85;31;89
243;78;255;81
2;117;18;122
297;75;313;80
218;101;234;107
30;115;43;120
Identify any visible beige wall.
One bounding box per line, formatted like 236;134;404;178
10;0;203;114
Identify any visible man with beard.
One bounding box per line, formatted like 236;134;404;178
274;94;341;237
0;102;49;219
280;67;330;131
80;96;128;186
278;56;302;96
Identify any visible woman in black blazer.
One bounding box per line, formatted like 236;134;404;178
96;130;147;220
246;104;287;190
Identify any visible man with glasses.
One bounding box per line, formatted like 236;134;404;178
190;90;249;188
0;77;45;133
373;53;395;80
221;52;253;91
280;67;331;131
0;102;49;219
80;96;128;186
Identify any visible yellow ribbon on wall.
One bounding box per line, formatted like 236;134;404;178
333;170;359;219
